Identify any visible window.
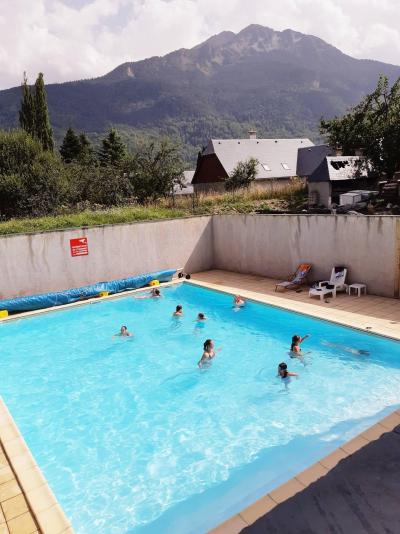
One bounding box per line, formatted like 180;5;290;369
281;163;290;170
262;163;271;171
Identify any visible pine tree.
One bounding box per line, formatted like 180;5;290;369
98;128;126;166
60;127;81;163
34;73;54;151
78;133;93;163
19;73;35;137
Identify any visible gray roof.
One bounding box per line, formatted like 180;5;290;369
204;138;314;179
297;145;334;176
174;170;194;195
309;156;369;183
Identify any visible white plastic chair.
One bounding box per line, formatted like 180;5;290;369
309;267;348;301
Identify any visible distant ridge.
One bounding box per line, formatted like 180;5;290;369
1;24;399;161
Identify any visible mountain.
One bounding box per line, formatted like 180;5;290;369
1;24;400;162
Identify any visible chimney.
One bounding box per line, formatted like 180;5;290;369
248;130;257;140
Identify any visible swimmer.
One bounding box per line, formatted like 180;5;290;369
134;288;161;299
321;340;370;356
196;313;207;322
290;334;310;357
233;295;245;308
277;362;298;382
113;325;133;337
198;339;221;368
173;305;183;317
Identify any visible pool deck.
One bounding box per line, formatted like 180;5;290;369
188;270;400;534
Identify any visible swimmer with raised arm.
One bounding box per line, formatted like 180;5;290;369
113;325;133;337
290;334;310;357
173;305;183;317
198;339;221;368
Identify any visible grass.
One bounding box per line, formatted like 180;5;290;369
0;182;307;236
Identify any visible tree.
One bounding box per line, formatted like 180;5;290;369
19;73;35;137
127;140;185;203
225;157;258;192
78;133;93;164
0;130;66;218
60;127;81;163
98;128;127;166
33;73;54;151
320;75;400;179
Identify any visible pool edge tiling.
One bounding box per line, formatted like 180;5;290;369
0;398;72;534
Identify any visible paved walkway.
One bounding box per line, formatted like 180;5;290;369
0;443;39;534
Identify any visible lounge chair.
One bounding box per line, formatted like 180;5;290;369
308;266;348;301
275;264;312;292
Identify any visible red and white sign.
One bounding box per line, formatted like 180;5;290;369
70;237;89;257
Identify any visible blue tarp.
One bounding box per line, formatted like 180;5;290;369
0;269;176;313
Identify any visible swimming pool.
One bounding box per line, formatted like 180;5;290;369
1;282;399;533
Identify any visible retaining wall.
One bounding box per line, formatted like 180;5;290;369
0;214;399;299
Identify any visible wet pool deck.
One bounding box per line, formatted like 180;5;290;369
189;270;400;534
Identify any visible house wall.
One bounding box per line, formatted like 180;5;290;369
308;182;331;207
192;154;227;185
0;217;213;299
212;214;399;297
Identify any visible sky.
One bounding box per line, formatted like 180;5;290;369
1;0;400;89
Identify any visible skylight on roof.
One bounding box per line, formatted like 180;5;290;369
281;163;291;170
262;163;271;171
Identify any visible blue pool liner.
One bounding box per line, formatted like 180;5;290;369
0;269;176;313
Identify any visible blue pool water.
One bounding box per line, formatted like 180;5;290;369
1;283;400;533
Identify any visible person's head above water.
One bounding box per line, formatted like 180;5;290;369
120;325;128;333
152;288;160;296
176;305;182;312
292;335;301;344
278;362;287;371
198;313;205;320
204;339;214;352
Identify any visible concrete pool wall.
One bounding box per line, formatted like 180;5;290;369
0;214;399;300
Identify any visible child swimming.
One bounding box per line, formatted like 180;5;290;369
198;339;221;368
290;334;310;357
321;340;370;356
277;362;298;384
233;295;245;311
113;325;133;337
135;288;161;299
173;305;183;317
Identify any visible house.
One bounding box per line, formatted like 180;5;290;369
307;155;372;207
174;170;194;196
192;133;314;193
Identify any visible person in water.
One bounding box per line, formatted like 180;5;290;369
198;339;221;368
277;362;298;380
135;287;161;299
173;305;183;317
197;313;206;322
233;295;245;308
290;334;310;356
114;325;133;337
321;340;370;356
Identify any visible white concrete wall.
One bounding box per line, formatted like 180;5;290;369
212;214;399;297
1;214;398;300
0;217;213;299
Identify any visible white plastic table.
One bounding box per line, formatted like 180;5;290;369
347;283;367;297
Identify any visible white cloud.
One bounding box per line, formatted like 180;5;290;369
1;0;399;89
